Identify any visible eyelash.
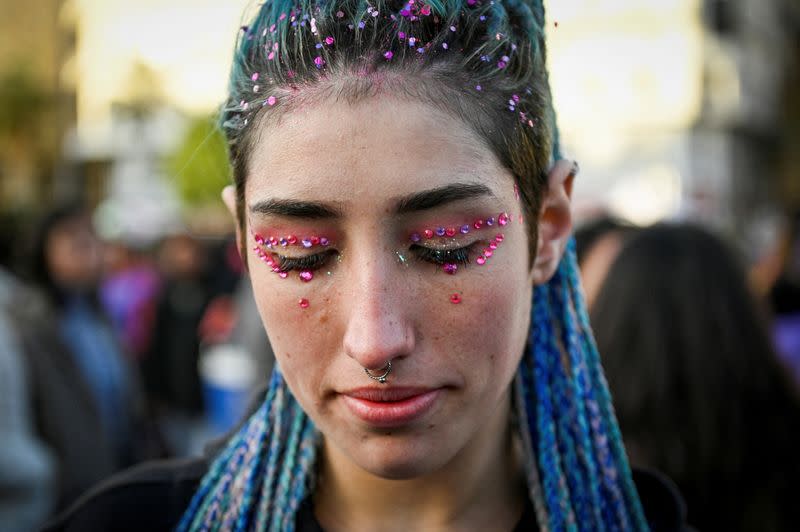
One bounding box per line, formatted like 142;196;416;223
276;249;337;272
268;243;477;272
410;244;474;266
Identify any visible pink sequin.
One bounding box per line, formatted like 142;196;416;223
267;96;277;106
384;51;394;60
251;72;259;81
325;36;335;45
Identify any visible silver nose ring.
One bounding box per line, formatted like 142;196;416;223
364;360;392;384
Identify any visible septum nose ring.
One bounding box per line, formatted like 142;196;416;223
364;360;392;384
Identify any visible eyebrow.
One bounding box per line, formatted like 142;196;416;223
249;199;343;219
394;182;496;214
249;182;495;220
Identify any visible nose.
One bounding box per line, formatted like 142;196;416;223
341;255;416;372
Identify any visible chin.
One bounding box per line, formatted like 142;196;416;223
350;431;454;480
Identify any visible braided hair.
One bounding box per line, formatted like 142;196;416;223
179;0;649;530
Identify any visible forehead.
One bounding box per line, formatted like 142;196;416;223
245;97;513;208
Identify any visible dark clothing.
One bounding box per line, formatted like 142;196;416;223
44;456;686;531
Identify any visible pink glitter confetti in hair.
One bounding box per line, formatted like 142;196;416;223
325;36;335;45
267;96;277;106
314;56;325;68
383;50;394;60
251;72;259;82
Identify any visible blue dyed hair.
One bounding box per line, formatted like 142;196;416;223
179;0;649;530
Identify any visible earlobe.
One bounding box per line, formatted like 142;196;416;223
531;160;577;285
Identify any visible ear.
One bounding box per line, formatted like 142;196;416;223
531;160;577;285
222;185;246;265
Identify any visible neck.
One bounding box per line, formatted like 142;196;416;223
314;391;526;532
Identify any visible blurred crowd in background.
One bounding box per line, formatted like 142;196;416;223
1;0;800;530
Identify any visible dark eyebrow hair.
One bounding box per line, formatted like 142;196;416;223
394;183;496;214
249;199;342;219
249;182;495;220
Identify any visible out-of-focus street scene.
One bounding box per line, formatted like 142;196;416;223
1;0;798;530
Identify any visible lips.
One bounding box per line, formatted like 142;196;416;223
340;387;442;428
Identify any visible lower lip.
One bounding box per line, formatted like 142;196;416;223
341;390;442;428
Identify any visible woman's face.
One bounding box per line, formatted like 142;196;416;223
242;97;535;479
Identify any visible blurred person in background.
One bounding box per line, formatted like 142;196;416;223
144;232;213;455
766;208;800;385
574;215;638;310
23;203;154;512
0;216;55;530
99;239;162;361
591;223;800;531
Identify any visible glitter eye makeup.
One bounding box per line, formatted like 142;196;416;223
408;212;512;274
251;229;337;282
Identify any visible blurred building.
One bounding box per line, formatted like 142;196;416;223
690;0;800;236
548;0;799;246
0;0;78;211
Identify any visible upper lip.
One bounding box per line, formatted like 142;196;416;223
341;387;437;402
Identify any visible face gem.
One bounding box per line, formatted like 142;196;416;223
473;219;483;229
445;227;456;237
489;242;497;250
460;225;470;234
476;256;486;265
299;270;314;282
279;271;289;278
484;249;493;258
299;298;310;308
410;232;422;242
495;234;505;242
486;217;495;226
498;213;510;226
310;236;320;246
443;263;458;275
435;227;446;237
319;237;330;246
287;235;298;245
423;229;434;239
302;238;313;248
450;293;462;304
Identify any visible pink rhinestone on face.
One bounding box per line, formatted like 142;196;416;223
445;227;456;237
423;229;434;239
496;234;505;242
450;293;462;304
484;249;493;258
278;271;288;279
299;298;310;308
473;219;484;230
299;270;314;282
443;263;458;275
476;256;486;265
498;213;510;226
